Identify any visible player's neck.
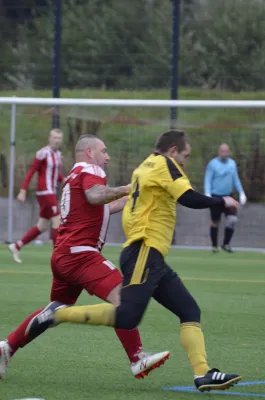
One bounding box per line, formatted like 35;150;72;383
75;155;91;164
49;145;58;153
218;157;229;163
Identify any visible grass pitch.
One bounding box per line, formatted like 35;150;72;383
0;245;265;400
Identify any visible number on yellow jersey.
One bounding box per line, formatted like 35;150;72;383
131;177;140;212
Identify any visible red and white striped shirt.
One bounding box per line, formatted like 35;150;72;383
21;146;63;196
55;162;110;254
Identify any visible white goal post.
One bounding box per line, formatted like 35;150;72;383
1;96;265;244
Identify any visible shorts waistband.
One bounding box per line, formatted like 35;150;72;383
36;190;56;196
70;246;99;254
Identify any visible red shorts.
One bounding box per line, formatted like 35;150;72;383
37;194;60;219
50;250;122;304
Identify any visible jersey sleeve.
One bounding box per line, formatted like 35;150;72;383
81;172;105;191
36;149;47;161
58;173;64;183
155;157;192;201
204;160;214;195
81;165;107;191
21;156;42;190
232;161;244;194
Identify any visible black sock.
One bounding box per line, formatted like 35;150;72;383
223;227;234;246
210;226;218;247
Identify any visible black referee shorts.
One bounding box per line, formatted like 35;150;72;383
114;240;200;330
210;194;237;222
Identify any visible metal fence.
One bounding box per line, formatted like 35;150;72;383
1;97;265;247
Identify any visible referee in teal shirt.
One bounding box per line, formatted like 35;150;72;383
204;144;247;253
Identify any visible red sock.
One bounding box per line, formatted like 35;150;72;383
51;228;58;248
7;309;44;356
15;226;41;250
114;328;143;363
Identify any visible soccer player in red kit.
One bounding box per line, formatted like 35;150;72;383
0;135;169;380
8;129;64;263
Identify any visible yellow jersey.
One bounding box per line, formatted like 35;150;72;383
122;152;192;257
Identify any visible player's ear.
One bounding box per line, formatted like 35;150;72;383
85;147;92;157
168;145;177;156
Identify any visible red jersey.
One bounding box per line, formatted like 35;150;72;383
55;162;110;254
21;146;63;195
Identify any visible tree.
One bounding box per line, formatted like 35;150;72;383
180;0;265;90
5;0;265;91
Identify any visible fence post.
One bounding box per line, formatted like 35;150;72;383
170;0;181;129
52;0;62;129
7;103;16;243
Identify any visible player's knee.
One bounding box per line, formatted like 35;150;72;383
107;285;121;307
37;218;49;232
115;303;144;330
179;299;201;324
225;215;238;229
51;215;60;229
211;221;219;227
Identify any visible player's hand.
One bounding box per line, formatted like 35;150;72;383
239;192;247;205
123;184;131;195
17;189;27;203
223;196;239;209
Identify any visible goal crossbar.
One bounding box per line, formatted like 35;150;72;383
0;97;265;107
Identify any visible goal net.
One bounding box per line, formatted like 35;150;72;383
0;98;265;250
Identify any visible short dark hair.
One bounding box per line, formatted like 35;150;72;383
155;130;188;153
75;134;99;152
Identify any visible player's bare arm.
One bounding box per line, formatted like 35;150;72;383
110;196;128;214
85;184;131;205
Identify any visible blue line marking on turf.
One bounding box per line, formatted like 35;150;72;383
164;381;265;398
238;382;265;386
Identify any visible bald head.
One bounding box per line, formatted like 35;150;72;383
75;134;110;170
218;143;230;161
75;134;99;153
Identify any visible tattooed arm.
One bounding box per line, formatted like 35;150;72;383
85;185;131;205
109;196;128;214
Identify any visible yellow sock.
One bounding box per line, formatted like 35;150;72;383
180;323;209;376
55;303;116;327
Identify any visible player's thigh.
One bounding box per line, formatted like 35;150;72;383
50;276;82;305
76;252;123;302
116;241;167;328
50;252;82;305
210;204;223;223
153;269;200;323
37;194;60;220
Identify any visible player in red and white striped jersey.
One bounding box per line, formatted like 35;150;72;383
0;135;169;380
8;129;64;263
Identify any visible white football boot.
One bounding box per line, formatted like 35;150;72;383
0;341;11;379
8;243;22;264
131;350;170;379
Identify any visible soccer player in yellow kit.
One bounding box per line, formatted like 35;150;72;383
27;130;242;392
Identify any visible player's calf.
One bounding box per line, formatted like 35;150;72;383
210;222;219;252
0;341;10;379
222;215;238;253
